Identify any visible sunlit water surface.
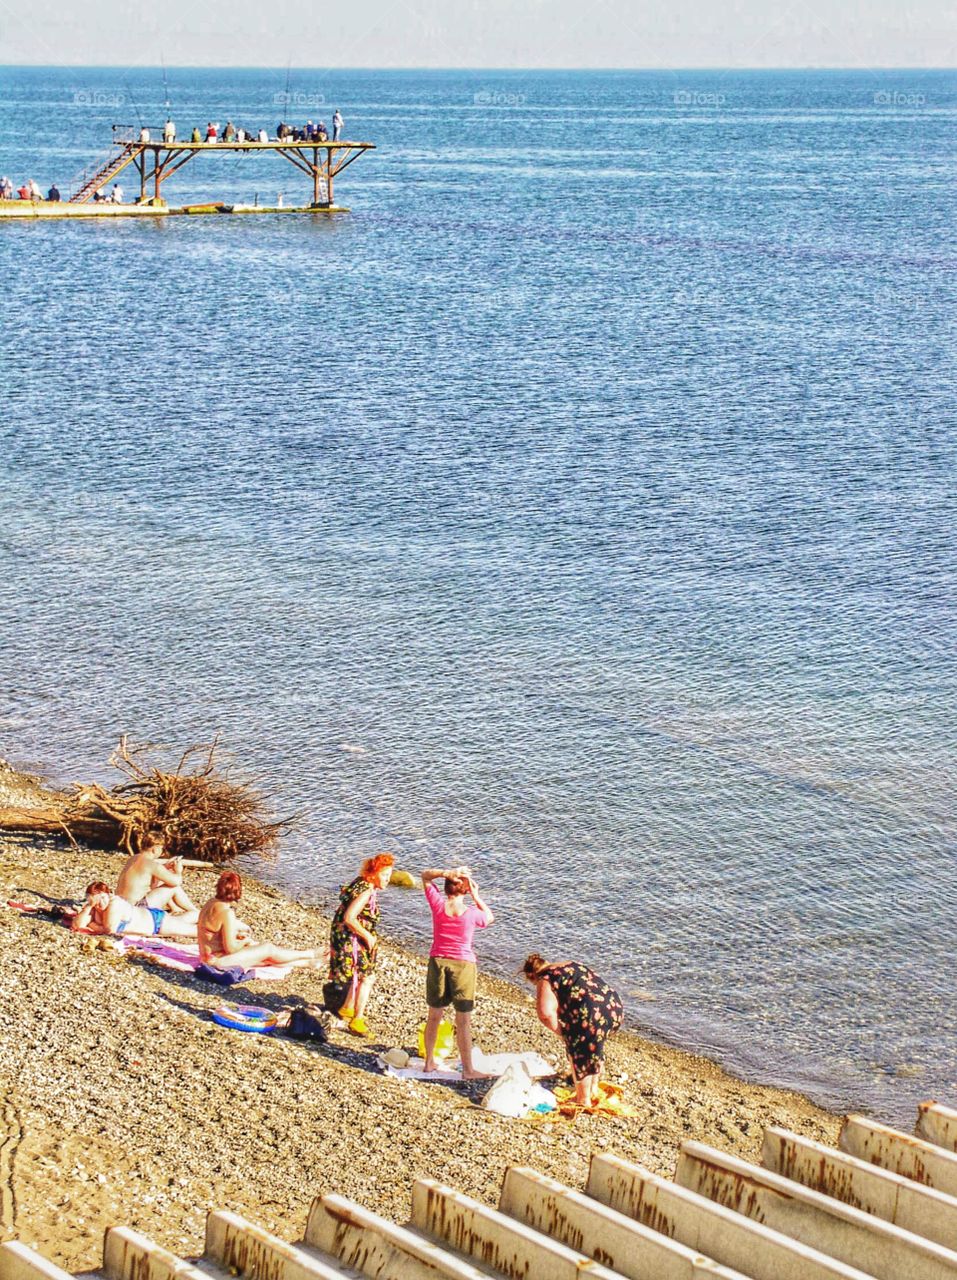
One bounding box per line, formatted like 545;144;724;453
1;67;955;1120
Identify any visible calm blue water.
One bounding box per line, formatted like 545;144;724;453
1;67;955;1121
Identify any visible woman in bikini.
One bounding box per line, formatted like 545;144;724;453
197;871;320;970
72;881;198;938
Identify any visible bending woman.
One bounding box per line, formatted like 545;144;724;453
328;853;394;1036
197;871;319;970
523;953;623;1107
72;881;198;938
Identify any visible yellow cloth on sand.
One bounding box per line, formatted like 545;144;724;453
551;1080;638;1119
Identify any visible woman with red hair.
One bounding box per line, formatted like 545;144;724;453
197;871;319;971
327;853;395;1036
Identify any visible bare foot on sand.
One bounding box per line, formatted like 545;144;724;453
462;1069;492;1080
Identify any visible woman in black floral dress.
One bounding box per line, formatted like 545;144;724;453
523;952;623;1106
327;853;394;1036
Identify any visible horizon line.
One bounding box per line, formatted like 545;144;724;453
2;62;955;72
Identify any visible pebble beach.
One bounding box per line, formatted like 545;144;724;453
0;832;841;1270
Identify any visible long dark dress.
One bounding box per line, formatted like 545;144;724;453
328;876;379;985
540;961;623;1078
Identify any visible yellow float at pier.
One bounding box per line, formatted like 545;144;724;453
0;124;376;219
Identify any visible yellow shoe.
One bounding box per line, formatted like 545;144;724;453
348;1016;369;1037
338;1005;355;1021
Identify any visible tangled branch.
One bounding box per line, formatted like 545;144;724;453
0;738;289;863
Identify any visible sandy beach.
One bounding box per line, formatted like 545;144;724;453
0;833;841;1270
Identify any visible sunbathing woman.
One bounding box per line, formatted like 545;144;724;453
72;881;199;937
523;952;623;1107
328;853;394;1036
197;871;320;971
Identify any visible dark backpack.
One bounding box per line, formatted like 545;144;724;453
287;1007;330;1041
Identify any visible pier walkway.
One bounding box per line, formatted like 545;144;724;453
0;126;376;218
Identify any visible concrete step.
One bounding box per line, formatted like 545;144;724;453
763;1125;957;1253
101;1227;211;1280
410;1177;626;1280
304;1192;499;1279
677;1139;957;1280
203;1210;358;1280
0;1243;74;1280
498;1165;752;1279
841;1114;957;1199
586;1152;876;1280
919;1103;957;1154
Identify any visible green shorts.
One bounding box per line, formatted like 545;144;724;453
426;957;477;1013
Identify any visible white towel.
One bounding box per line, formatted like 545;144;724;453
380;1049;555;1081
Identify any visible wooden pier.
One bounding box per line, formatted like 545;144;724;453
0;124;376;219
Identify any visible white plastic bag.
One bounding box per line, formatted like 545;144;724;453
482;1060;536;1117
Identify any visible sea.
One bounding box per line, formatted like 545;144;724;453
1;66;955;1123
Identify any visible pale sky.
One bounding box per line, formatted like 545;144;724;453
1;0;954;67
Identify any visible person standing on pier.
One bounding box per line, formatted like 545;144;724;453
332;109;344;140
164;118;176;143
47;183;60;202
111;183;123;204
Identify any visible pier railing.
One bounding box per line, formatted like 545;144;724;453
112;124;163;145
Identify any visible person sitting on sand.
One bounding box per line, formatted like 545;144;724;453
327;853;395;1037
72;881;198;938
197;870;320;971
522;953;623;1108
115;833;198;916
421;866;494;1080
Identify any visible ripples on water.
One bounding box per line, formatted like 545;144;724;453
1;68;955;1120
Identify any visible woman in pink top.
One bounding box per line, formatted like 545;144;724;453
421;865;494;1079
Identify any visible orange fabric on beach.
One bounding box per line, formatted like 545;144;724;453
551;1080;637;1119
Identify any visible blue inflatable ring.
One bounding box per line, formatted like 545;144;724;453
211;1003;278;1033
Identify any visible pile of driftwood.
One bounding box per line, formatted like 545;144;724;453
0;738;287;863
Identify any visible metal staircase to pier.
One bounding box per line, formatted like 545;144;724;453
2;1101;955;1280
68;143;143;204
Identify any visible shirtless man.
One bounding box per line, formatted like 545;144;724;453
198;870;320;971
72;881;198;938
116;833;198;915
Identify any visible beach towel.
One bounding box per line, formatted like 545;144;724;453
8;899;74;923
379;1048;555;1082
118;937;293;982
550;1080;638;1119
